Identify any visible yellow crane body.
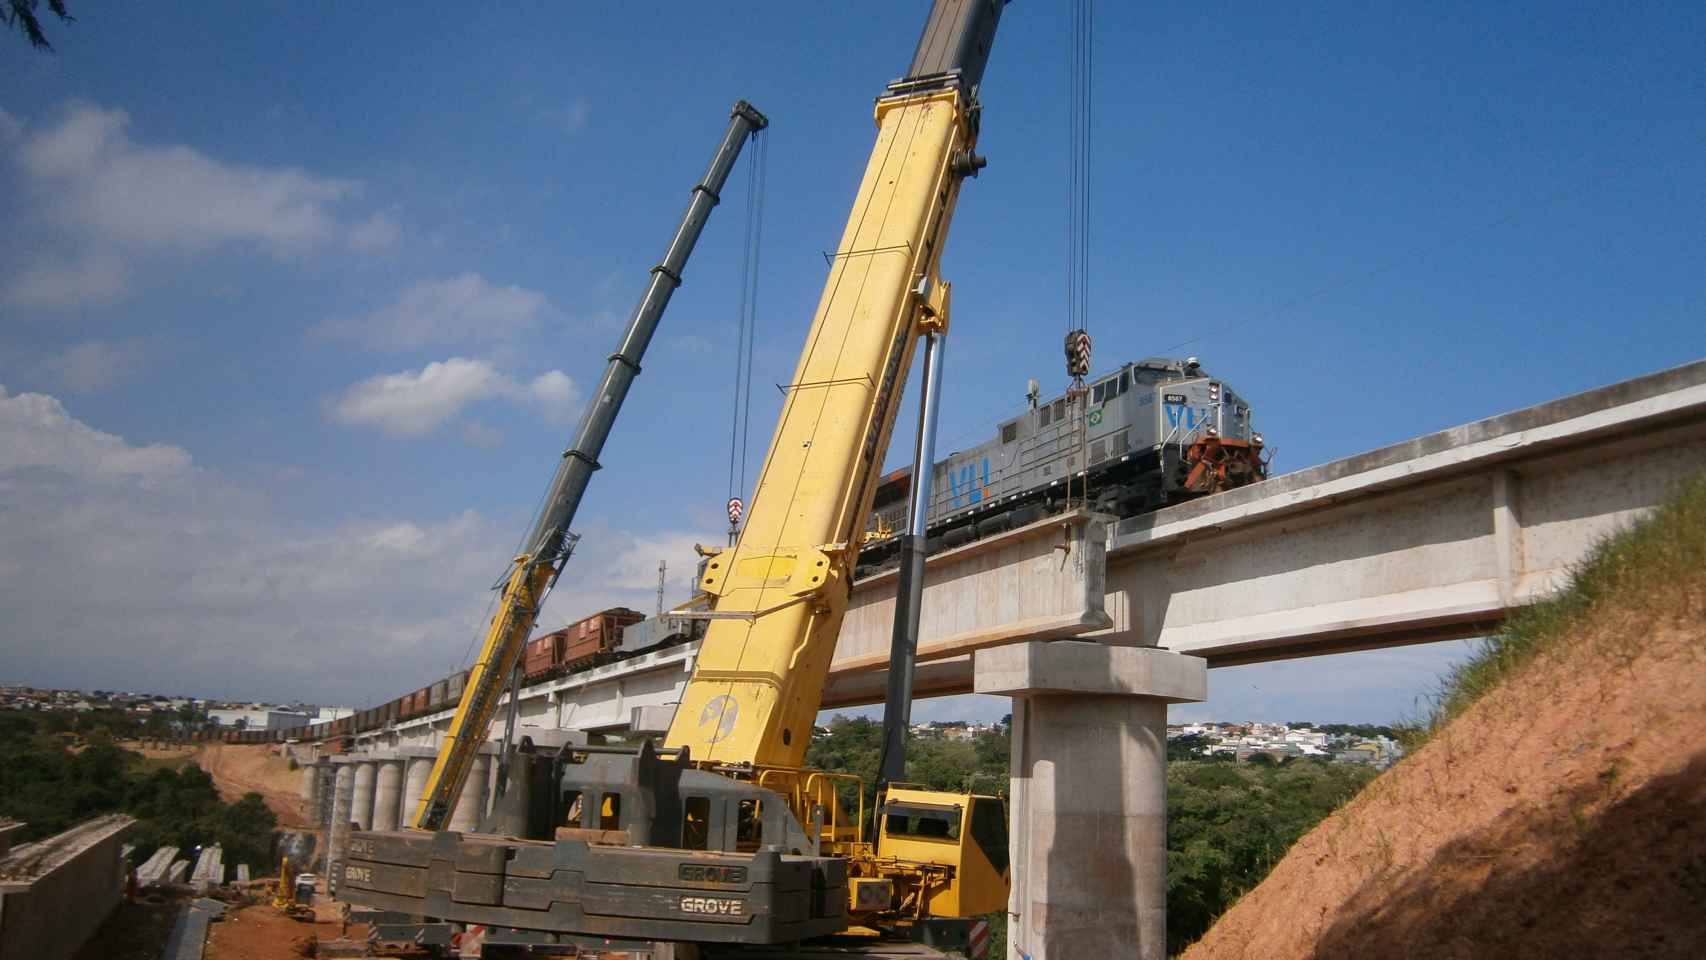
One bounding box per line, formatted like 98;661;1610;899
668;87;969;772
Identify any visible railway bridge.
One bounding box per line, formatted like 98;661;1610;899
321;356;1706;765
305;358;1706;953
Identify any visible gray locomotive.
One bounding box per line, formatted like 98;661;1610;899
857;356;1266;574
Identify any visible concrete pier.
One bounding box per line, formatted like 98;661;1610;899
403;755;432;829
327;762;355;896
372;760;402;832
351;762;376;831
448;754;491;833
299;762;319;809
976;641;1206;960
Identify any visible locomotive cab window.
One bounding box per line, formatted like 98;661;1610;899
1118;370;1129;395
1038;405;1052;428
1092;381;1105;404
1001;421;1018;443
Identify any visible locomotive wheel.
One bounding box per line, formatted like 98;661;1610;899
1008;504;1043;527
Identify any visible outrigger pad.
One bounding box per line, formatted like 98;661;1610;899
339;830;848;944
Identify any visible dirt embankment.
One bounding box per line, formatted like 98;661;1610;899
194;743;313;829
1184;608;1706;958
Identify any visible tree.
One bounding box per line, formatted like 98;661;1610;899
4;0;72;51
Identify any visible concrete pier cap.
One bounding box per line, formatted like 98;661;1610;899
974;640;1207;960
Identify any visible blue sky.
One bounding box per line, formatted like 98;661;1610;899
2;2;1702;723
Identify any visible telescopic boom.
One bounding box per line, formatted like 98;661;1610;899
411;101;769;831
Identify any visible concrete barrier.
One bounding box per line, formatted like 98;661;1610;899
0;815;136;960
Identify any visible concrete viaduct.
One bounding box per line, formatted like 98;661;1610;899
307;357;1706;958
325;357;1706;750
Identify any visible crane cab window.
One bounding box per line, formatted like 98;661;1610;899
969;798;1009;873
736;798;764;851
682;796;710;850
884;802;962;842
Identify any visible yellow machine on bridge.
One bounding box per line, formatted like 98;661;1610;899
343;1;1012;952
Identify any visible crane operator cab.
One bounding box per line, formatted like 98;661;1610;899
848;785;1009;941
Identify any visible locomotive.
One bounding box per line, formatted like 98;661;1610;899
857;355;1266;575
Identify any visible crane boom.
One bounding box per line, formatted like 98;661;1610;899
411;101;769;831
664;4;999;771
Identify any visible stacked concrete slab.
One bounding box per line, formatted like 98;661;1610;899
134;845;179;887
189;844;224;892
0;814;136;960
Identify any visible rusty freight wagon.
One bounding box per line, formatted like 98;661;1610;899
522;630;563;683
560;607;646;671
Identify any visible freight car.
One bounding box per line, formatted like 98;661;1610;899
521;607;647;683
319;610;702;743
858;356;1267;574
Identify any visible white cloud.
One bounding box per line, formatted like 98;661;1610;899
461;420;504;448
315;273;554;350
330;358;509;436
3;252;130;310
2;101;395;309
43;339;149;393
0;386;709;704
0;385;189;483
527;369;578;423
347;213;401;254
329;357;579;436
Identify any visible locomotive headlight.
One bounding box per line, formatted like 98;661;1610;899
1204;424;1218;437
1209;382;1221;401
1252;432;1265;446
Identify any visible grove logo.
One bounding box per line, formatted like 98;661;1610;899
680;896;744;916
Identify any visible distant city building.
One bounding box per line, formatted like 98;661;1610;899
206;708;311;730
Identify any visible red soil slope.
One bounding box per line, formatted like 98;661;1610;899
195;742;312;829
1184;612;1706;959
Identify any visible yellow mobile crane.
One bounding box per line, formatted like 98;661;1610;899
343;1;1011;952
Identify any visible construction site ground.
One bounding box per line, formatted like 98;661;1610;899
76;890;343;960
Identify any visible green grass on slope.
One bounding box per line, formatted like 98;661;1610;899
1412;470;1706;740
